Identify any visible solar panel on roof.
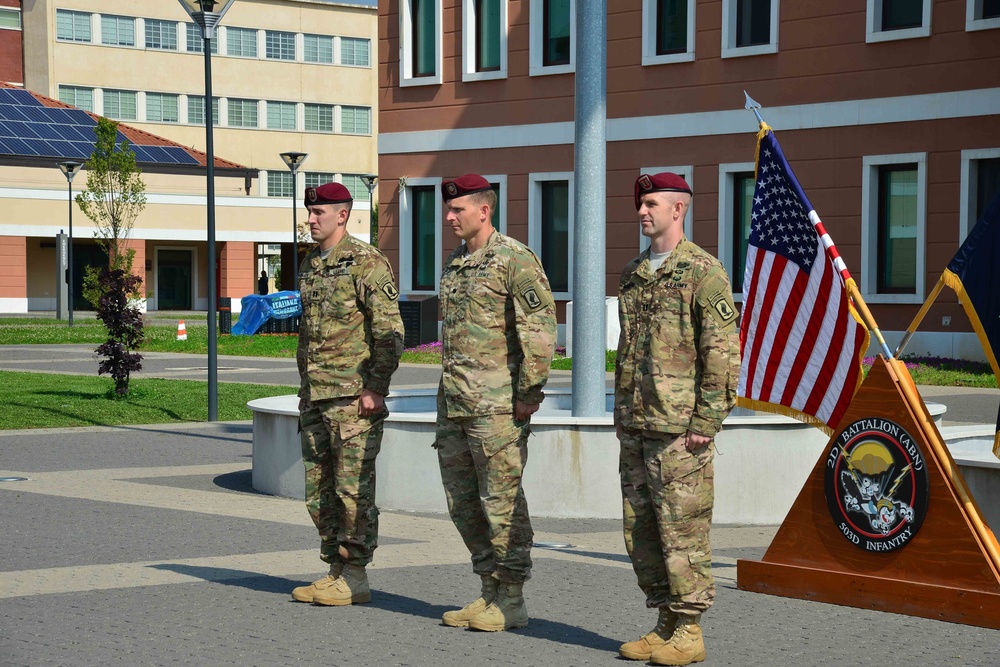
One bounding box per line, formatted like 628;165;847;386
67;142;92;158
3;89;44;106
163;146;199;165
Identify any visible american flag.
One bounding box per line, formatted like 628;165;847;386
738;130;869;432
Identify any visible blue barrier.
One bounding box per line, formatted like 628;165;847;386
232;291;302;336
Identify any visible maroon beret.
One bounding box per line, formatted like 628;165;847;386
305;182;352;206
442;174;492;201
634;172;693;210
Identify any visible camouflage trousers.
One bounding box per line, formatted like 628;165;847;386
299;398;384;568
435;411;534;583
619;428;715;614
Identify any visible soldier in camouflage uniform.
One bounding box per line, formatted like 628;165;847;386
290;182;404;607
435;174;556;632
615;173;741;666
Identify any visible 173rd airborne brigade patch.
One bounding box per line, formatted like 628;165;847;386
824;418;930;553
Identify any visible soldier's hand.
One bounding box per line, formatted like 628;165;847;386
359;389;385;417
685;431;712;451
514;400;539;421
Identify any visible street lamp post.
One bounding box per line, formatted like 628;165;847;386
279;151;308;287
176;0;236;422
360;174;378;248
57;161;84;326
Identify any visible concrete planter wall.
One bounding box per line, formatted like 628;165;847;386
248;390;949;524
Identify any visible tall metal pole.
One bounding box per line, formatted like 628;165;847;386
292;170;299;288
203;30;218;422
67;179;75;327
571;0;607;418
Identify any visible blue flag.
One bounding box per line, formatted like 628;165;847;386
942;190;1000;456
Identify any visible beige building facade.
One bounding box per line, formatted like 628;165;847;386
2;0;378;312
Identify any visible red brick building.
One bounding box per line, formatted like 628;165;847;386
0;0;23;85
376;0;1000;358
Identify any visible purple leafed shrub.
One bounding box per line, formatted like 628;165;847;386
95;268;145;396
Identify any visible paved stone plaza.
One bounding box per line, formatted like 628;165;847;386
2;421;998;666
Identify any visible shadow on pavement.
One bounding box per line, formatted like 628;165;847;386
148;564;621;652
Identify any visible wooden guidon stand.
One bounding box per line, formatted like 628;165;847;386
737;356;1000;628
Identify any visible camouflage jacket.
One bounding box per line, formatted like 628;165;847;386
615;237;741;437
439;231;557;417
296;234;404;402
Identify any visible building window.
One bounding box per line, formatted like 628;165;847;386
717;162;755;295
188;96;220;126
530;0;574;75
267;101;297;130
104;90;138;121
228;98;258;128
410;184;440;292
146;92;179;122
0;8;21;30
340;106;371;135
265;30;296;60
731;172;755;292
304;34;334;63
960;149;1000;241
304;103;334;132
227;27;258;57
721;0;778;58
101;15;135;47
305;172;337;189
341;174;369;201
268;171;294;198
145;19;178;50
861;153;926;303
967;0;1000;31
400;0;442;86
340;37;371;67
462;0;507;80
56;10;91;43
186;23;217;53
876;166;918;293
58;85;94;112
642;0;695;65
866;0;932;42
529;173;574;296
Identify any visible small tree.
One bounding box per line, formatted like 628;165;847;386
76;117;148;396
95;269;145;396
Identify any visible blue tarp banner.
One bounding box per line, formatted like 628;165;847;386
232;291;302;336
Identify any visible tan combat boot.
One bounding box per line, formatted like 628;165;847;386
618;609;678;660
291;562;343;602
650;614;706;666
468;581;528;631
442;576;498;627
311;564;371;606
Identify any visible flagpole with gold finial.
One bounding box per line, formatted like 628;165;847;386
743;91;894;359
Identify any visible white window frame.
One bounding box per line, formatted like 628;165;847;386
339;35;372;67
529;0;575;76
967;0;1000;31
642;0;696;65
721;0;779;58
462;0;508;81
99;14;136;48
400;0;444;87
528;171;575;300
861;153;927;304
866;0;932;43
481;174;508;233
399;177;444;295
960;147;1000;242
717;162;755;299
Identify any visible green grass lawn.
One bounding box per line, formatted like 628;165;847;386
0;371;294;430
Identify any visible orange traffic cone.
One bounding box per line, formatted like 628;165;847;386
176;320;188;341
